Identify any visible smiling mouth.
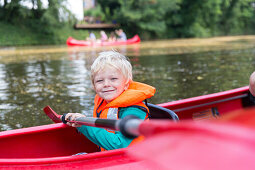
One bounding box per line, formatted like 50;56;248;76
103;90;115;93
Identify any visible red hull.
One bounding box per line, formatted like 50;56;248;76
0;86;254;169
66;35;140;46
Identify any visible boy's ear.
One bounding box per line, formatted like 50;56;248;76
124;80;131;90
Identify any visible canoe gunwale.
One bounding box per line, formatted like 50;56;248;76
0;123;68;138
159;86;249;111
0;148;128;165
172;93;248;112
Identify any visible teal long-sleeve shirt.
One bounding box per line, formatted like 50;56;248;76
76;107;146;150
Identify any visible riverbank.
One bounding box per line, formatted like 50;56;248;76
2;21;255;49
0;22;97;46
1;35;255;58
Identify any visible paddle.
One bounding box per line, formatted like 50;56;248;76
44;105;255;169
43;105;142;138
127;108;255;170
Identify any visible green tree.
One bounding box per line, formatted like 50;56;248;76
111;0;182;39
0;0;74;26
219;0;255;35
165;0;222;38
96;0;120;22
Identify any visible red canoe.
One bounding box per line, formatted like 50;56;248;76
66;35;141;46
0;86;255;169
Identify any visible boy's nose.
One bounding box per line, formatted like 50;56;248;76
103;79;110;86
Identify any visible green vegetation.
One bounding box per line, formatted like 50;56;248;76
98;0;255;39
0;0;94;46
0;21;93;46
1;0;255;46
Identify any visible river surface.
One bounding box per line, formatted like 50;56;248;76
0;36;255;131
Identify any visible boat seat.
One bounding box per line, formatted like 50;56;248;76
147;103;179;121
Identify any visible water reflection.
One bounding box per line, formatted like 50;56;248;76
0;58;95;131
0;39;255;131
133;50;255;104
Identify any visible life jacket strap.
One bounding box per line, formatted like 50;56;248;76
96;100;104;118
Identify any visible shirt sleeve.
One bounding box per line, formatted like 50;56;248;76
76;107;146;150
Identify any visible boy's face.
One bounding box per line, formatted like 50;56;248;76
93;67;129;103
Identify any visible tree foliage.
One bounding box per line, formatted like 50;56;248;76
97;0;255;39
1;0;255;43
109;0;182;39
0;0;75;35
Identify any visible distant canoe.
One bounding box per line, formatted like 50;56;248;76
66;35;141;46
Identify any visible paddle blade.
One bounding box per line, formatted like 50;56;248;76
128;108;255;170
43;106;62;123
218;108;255;129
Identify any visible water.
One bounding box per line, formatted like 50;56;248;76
0;36;255;131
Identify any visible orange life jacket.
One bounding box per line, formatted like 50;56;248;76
93;81;156;151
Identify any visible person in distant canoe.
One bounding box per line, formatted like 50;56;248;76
86;31;96;42
100;30;108;42
116;29;127;41
108;31;117;42
64;51;156;151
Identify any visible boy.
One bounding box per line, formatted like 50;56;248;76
65;51;156;151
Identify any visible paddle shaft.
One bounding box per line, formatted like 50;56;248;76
43;106;142;138
71;117;118;129
62;114;142;138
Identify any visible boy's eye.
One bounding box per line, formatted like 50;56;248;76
95;80;103;83
111;78;118;81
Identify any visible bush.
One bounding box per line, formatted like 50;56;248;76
0;21;96;46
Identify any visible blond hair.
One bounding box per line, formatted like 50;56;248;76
91;51;133;85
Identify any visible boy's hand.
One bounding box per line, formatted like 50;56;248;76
65;113;86;127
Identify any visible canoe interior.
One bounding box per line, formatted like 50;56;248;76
159;86;252;120
0;124;99;158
